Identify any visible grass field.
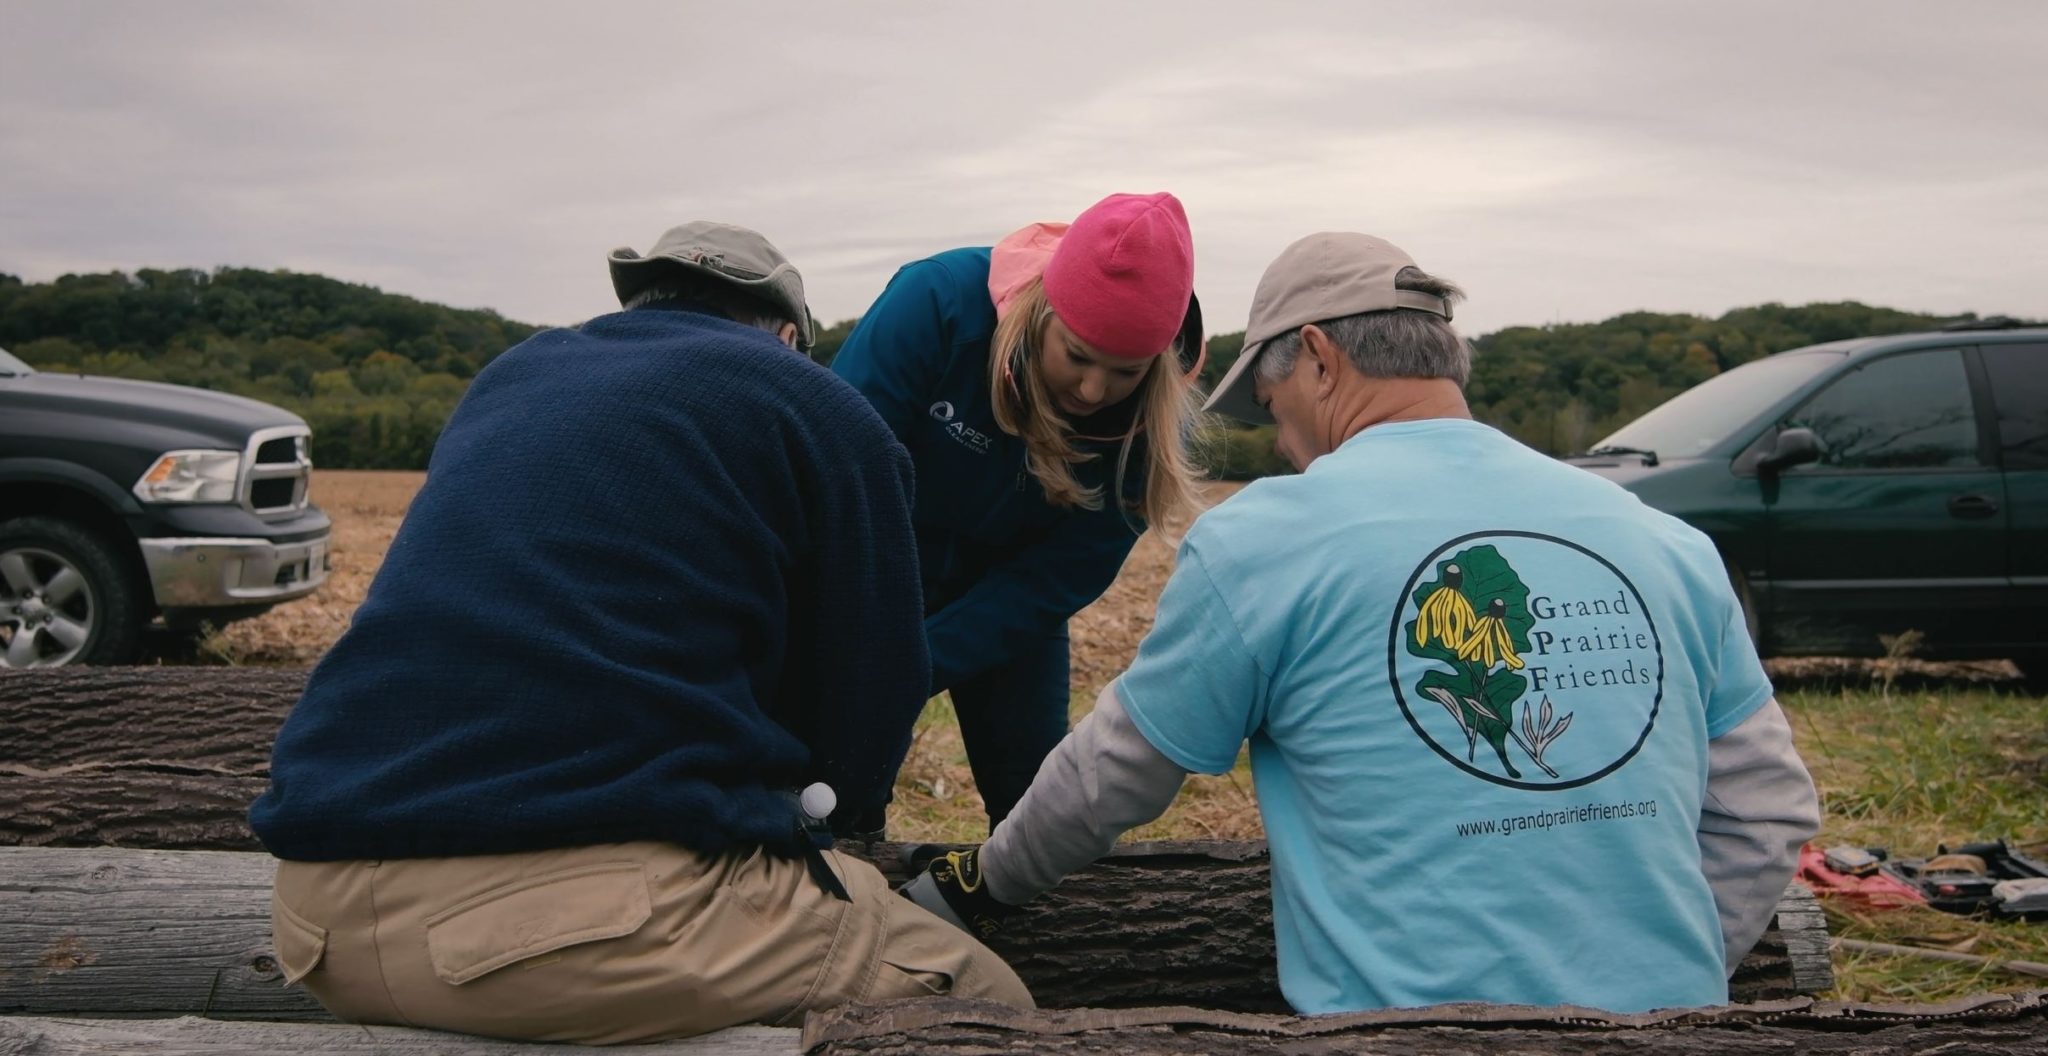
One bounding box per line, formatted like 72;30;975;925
206;470;2048;1003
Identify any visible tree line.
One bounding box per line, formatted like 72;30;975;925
1;267;2011;478
0;268;536;469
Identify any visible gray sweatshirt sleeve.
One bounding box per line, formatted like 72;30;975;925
1700;698;1821;973
980;681;1190;906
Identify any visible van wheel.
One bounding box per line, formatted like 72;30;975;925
1724;555;1762;648
0;516;147;667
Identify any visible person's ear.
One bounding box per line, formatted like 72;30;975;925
777;321;801;350
1302;325;1343;400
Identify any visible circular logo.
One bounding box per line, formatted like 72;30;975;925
928;401;955;422
1386;531;1663;790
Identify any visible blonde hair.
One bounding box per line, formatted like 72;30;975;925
987;279;1207;533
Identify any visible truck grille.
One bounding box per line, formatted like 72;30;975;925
242;425;312;518
251;478;298;509
255;437;299;464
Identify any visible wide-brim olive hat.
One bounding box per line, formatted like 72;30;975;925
608;221;819;351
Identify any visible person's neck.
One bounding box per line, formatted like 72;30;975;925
1324;378;1471;451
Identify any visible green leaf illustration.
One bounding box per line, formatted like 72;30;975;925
1407;544;1536;660
1408;544;1536;779
1416;667;1476;708
1446;544;1535;652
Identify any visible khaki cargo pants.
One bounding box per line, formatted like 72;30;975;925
271;841;1033;1044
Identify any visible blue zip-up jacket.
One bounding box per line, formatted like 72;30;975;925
832;248;1147;694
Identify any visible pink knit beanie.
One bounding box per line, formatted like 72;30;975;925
1041;192;1194;360
988;221;1068;320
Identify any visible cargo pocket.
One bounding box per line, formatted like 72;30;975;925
878;956;955;997
273;898;329;986
423;861;651;985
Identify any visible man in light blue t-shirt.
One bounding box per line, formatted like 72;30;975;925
903;232;1821;1014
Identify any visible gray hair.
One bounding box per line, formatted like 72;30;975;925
1254;266;1471;387
623;271;792;340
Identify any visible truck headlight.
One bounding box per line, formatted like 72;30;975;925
133;450;242;503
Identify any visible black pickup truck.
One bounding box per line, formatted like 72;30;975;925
0;346;330;666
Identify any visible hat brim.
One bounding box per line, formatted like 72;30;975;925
1203;336;1272;425
606;250;818;351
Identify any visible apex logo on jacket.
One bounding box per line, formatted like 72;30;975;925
930;400;993;455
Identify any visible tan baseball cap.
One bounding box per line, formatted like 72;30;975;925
1205;232;1452;423
608;221;819;351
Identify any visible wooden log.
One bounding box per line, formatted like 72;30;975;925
0;846;1828;1021
799;994;2048;1056
0;667;301;772
0;666;1833;1008
0;1015;795;1055
0;771;269;851
8;991;2048;1056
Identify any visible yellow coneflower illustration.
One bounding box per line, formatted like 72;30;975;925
1416;564;1478;649
1456;597;1525;670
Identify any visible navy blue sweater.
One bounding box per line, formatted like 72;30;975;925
250;306;928;861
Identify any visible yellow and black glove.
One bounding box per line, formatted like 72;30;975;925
898;844;1019;940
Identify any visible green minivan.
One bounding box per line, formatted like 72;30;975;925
1567;321;2047;667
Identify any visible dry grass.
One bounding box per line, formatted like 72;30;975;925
180;470;418;666
205;471;2048;1002
1786;685;2048;1001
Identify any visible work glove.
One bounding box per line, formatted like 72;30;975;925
898;844;1019;940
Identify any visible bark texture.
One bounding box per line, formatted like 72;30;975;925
0;667;1831;1012
0;846;1828;1020
802;992;2048;1055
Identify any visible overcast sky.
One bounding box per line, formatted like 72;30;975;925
4;2;2044;338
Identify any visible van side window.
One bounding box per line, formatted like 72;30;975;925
1782;349;1980;469
1980;344;2048;470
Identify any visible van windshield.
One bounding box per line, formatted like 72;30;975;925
1591;351;1843;459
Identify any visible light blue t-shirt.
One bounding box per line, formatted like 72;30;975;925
1119;419;1773;1014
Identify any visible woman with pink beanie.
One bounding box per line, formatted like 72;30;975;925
833;192;1208;830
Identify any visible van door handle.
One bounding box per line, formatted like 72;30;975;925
1948;493;1999;519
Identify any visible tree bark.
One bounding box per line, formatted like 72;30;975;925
0;667;1832;1011
800;994;2048;1056
0;846;1827;1020
7;996;2046;1056
0;667;300;772
0;1015;793;1055
0;771;270;850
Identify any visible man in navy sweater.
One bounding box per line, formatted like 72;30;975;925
250;222;1032;1043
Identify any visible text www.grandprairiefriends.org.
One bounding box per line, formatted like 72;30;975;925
1456;799;1659;838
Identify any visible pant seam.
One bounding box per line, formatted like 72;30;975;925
363;861;419;1027
788;858;858;1018
853;870;890;1002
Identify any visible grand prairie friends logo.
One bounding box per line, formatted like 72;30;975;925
1389;533;1665;790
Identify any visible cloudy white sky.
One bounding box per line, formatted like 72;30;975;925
3;2;2044;337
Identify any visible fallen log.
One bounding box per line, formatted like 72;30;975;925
13;659;2021;775
8;990;2048;1056
802;993;2048;1055
0;664;1833;1009
0;667;300;772
0;846;1828;1019
0;770;270;850
0;1015;793;1055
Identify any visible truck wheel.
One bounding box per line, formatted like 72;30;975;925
0;516;147;667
